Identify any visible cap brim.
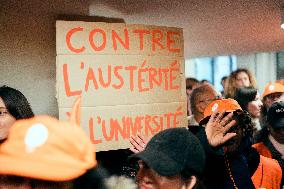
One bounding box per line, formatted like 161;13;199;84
0;154;93;181
271;118;284;129
200;111;234;126
129;148;182;177
199;116;210;126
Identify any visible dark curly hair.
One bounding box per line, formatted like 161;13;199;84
231;109;254;140
0;86;34;119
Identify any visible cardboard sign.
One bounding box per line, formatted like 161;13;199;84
56;21;187;151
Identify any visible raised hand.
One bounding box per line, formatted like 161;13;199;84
129;133;149;153
205;110;237;147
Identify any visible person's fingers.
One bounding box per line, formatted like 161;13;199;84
223;120;237;133
208;109;219;125
222;133;237;144
129;136;145;152
129;137;136;147
129;147;140;154
219;112;233;126
214;110;225;124
137;133;149;144
129;136;140;149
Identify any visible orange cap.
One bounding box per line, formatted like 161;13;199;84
262;82;284;98
200;99;242;125
0;116;96;181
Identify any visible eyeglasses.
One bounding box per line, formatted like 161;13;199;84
198;95;222;104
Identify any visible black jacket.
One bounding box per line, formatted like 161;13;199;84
190;127;258;189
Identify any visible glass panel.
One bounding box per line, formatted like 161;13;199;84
195;57;213;83
185;55;237;92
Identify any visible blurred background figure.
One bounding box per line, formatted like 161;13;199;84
260;82;284;131
253;101;284;187
225;68;256;98
0;115;106;189
185;77;200;116
189;84;221;126
234;87;263;136
262;82;284;110
220;76;228;97
0;86;34;142
201;79;211;85
130;128;206;189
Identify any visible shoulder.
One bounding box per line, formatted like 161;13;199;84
252;155;282;189
260;155;281;170
252;142;272;158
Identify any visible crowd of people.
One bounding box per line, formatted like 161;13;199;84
0;68;283;189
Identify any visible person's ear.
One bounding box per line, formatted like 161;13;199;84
184;176;197;189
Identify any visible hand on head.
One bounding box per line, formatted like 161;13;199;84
205;110;237;147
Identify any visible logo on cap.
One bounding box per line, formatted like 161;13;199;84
24;123;49;153
269;85;275;91
212;103;219;112
276;108;284;113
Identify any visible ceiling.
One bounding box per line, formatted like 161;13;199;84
90;0;284;58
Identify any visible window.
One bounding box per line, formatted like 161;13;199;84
185;56;237;92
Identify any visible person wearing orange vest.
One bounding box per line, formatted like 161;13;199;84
197;99;281;189
253;101;284;187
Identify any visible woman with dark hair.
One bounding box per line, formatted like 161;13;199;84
0;85;34;141
234;87;263;133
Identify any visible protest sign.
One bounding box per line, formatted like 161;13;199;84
56;21;187;151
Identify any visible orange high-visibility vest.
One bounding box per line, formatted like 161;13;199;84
253;142;273;158
251;155;282;189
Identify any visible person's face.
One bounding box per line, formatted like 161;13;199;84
269;127;284;144
235;71;250;88
196;89;222;114
136;161;195;189
221;79;227;89
247;92;263;118
263;92;284;109
0;97;16;140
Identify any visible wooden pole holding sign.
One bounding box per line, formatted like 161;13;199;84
56;21;187;151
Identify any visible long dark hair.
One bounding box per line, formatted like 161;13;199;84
234;87;257;111
0;86;34;119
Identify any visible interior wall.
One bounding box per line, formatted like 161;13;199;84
1;0;280;117
0;0;90;116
